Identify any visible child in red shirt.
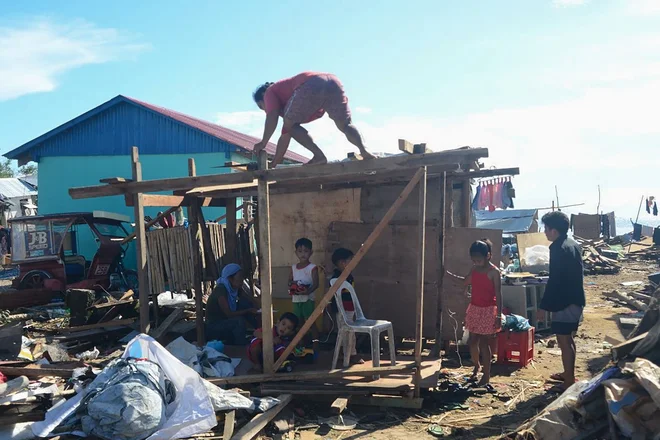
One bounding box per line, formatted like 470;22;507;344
247;312;298;373
449;239;502;387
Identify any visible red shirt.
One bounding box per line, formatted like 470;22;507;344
470;270;497;307
263;72;325;134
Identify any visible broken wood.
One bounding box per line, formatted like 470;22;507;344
60;318;136;333
603;290;648;311
331;397;350;414
121;205;181;244
223;410;235;439
272;168;426;371
149;308;185;340
100;177;132;184
611;331;649;361
232;394;292;440
0;366;77;379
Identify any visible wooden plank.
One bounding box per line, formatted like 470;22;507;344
232;394;292;440
413;143;430;154
124;194;223;207
1;366;76;379
611;331;648;361
208;364;413;386
603;290;648;311
399;139;414;154
414;167;427;398
149;308;185;339
331;397;350;414
68;147;488;199
223;410;235;439
132;147;151;334
188;159;205;346
273;168;425;371
431;171;447;357
184;180;258;196
461;179;471;227
257;151;275;373
59;318;136;333
350;395;423;410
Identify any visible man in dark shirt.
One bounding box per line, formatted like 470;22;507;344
539;211;585;391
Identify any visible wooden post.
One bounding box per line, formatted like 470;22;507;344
188;159;205;346
131;147;151;333
414;167;427;398
257;151;275;373
273;168;426;372
225;198;237;264
431;172;447;357
462;178;471;227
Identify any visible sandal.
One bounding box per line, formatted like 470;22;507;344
549;373;564;382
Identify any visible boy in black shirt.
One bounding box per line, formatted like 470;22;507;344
539;211;585;392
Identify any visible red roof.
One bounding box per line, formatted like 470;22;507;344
124;96;309;164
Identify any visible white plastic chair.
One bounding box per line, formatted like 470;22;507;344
330;279;396;369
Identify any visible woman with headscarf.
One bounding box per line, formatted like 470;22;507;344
252;72;375;167
206;263;260;345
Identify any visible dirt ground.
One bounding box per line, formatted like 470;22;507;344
284;258;657;440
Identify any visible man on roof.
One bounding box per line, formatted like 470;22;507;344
252;72;375;167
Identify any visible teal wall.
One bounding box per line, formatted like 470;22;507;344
38;152;249;269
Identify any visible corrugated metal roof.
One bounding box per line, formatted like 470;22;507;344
18;174;37;188
0;178;37;198
474;209;538;233
4;95;308;164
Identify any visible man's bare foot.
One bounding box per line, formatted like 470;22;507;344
469;365;480;381
360;150;376;160
307;155;328;165
351;355;365;365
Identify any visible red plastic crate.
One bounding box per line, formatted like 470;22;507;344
496;327;534;367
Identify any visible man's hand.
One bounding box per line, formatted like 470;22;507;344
254;140;267;153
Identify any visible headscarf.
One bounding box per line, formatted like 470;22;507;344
217;263;242;312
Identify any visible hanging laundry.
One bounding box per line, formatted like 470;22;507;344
646;198;651;214
503;180;515;209
654;202;658;216
471;185;481;211
487;180;496;212
479;182;489;210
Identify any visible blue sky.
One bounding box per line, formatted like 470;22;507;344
1;0;659;231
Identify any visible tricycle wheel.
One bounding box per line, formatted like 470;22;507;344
19;271;52;289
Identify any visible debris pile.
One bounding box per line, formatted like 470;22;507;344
574;236;622;275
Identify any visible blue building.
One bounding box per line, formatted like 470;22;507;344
4;95;307;265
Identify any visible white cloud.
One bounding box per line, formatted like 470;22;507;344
354;106;372;114
0;18;148;101
552;0;588;7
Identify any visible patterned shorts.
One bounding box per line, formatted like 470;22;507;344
247;337;286;363
465;304;500;335
284;74;351;125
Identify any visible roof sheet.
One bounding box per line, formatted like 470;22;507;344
0;178;37;199
474;209;538;233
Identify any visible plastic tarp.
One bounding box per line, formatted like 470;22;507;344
166;336;240;378
32;334;217;440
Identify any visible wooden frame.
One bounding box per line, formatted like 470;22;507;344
67;144;519;401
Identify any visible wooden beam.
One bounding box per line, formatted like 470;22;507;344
124;194;222;207
258;151;275;374
351;395;423;410
182;180;258;196
188;159;205;347
225;198;238;264
462;178;471;227
431;171;447;358
447;167;520;179
149;308;184;340
1;366;77;379
223;410;235;439
231;394;292;440
413;143;430;154
414;167;427;398
272;168;426;371
68;148;488;199
208;363;413;386
131;147;151;334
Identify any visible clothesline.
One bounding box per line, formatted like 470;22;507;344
472;177;516;212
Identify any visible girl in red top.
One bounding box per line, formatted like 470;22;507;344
453;239;502;387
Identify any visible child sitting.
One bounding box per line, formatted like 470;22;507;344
329;248;364;364
247;312;298;373
289;238;320;353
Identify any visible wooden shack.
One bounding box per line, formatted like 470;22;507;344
68;142;519;397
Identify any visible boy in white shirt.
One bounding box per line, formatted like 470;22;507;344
289;238;320;354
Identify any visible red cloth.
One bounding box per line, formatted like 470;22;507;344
0;371;6;384
470;270;497;307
